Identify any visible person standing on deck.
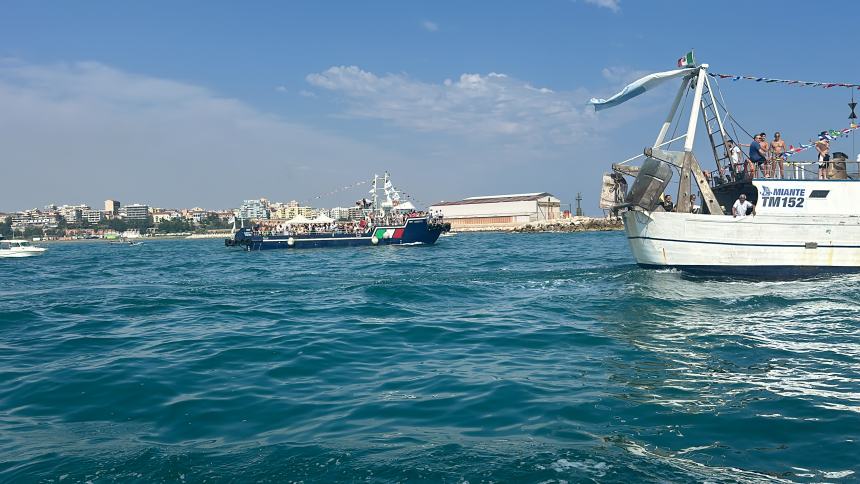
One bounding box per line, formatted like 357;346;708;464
726;139;743;181
748;134;767;178
758;133;770;177
771;132;786;179
815;132;830;180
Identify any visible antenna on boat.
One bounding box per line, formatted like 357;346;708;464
850;92;857;160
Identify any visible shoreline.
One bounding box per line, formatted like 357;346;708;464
451;217;623;233
28;219;623;244
38;233;230;244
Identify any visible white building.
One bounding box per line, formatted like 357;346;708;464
430;193;561;229
330;207;353;221
83;209;104;224
120;204;150;221
60;204;90;224
152;211;180;224
237;199;270;220
104;199;120;216
11;210;61;228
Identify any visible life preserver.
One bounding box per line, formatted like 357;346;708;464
287;237;295;247
371;236;379;245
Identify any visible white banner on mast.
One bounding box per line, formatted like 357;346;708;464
589;67;696;112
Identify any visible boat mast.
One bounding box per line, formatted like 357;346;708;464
654;77;691;147
648;64;722;214
371;174;379;215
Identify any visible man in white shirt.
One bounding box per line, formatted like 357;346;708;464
727;139;743;181
732;194;755;218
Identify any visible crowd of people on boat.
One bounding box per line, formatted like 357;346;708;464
719;131;844;182
245;210;434;237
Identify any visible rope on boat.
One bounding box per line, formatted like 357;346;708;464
708;72;860;90
301;179;371;205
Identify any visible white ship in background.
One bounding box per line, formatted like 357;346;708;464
593;54;860;276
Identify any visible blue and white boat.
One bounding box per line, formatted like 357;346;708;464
226;173;450;251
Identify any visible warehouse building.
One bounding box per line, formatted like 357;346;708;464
430;192;561;229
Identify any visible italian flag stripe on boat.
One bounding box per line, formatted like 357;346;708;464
374;228;403;240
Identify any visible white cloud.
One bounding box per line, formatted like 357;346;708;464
0;60;393;210
584;0;620;13
421;20;439;32
600;66;650;85
275;85;288;92
0;59;668;213
306;65;598;144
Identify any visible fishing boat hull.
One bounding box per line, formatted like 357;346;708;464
623;210;860;276
226;217;449;250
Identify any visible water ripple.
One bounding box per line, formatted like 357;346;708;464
0;233;858;482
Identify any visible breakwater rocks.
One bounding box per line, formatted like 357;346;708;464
451;217;624;233
512;217;623;233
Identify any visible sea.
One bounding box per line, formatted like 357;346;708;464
1;231;858;483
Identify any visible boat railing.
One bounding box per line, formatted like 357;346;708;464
780;160;860;181
708;160;860;184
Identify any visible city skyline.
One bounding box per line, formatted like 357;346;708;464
2;1;858;212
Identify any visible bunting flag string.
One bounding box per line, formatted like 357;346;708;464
304;179;370;203
709;72;860;90
393;187;430;209
785;124;860;158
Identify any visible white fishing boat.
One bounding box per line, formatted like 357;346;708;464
593;55;860;276
0;239;47;258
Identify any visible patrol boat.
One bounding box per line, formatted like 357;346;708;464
594;59;860;276
226;173;450;250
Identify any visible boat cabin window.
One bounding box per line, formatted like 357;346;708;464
0;242;9;250
809;190;830;198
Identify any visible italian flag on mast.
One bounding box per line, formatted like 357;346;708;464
677;51;695;68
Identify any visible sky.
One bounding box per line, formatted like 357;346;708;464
2;0;859;214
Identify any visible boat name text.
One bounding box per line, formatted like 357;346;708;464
760;186;806;209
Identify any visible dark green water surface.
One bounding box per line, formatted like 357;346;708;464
1;232;858;482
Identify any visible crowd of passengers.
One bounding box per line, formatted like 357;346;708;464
248;211;437;236
716;131;836;182
655;130;844;216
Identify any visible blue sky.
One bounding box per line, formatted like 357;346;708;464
2;0;859;213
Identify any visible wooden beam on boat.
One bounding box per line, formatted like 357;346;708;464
676;152;694;213
611;163;639;177
687;152;723;215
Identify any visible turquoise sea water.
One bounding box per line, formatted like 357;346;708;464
1;232;858;483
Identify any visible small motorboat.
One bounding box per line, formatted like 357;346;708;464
0;239;47;258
